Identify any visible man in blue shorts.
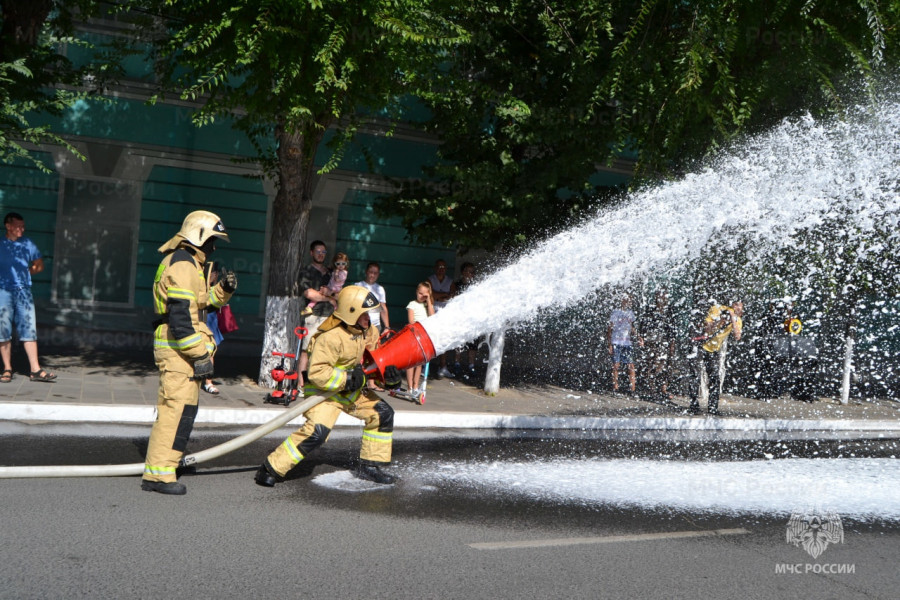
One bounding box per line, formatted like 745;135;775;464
0;212;55;383
607;295;642;393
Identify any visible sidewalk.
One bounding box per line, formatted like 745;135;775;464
0;351;898;434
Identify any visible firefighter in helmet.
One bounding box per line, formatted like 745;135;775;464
142;210;237;495
255;285;403;486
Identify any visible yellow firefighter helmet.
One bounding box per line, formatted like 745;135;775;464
158;210;230;252
334;285;379;326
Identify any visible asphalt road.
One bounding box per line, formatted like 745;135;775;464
1;424;898;599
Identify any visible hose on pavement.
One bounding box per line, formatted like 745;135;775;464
0;393;332;479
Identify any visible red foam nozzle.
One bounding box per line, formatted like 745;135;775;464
363;322;436;380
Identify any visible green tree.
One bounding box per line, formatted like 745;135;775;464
131;0;467;380
0;1;124;171
377;0;899;250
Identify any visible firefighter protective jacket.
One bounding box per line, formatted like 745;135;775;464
304;319;379;403
153;244;232;364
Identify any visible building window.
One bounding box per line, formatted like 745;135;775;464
53;178;140;306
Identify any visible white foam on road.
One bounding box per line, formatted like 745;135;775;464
312;470;393;492
415;457;900;521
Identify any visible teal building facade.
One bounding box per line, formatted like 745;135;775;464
0;17;631;356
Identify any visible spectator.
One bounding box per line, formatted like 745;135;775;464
356;261;391;392
762;298;792;336
302;252;348;316
755;298;798;399
202;262;224;395
355;261;390;335
405;281;434;397
689;298;743;415
297;240;336;383
427;259;454;378
449;262;478;378
641;289;677;401
0;212;55;383
755;299;788;399
607;295;642;393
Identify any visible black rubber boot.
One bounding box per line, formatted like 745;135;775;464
254;463;281;487
354;464;397;485
175;464;196;477
141;480;187;495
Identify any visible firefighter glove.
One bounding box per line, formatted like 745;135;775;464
221;269;238;293
345;366;366;391
192;353;214;380
383;365;402;389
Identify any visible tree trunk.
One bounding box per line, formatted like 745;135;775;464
840;334;854;405
483;328;505;396
836;290;860;406
257;122;323;386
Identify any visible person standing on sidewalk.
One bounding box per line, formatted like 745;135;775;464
356;261;391;392
201;262;228;395
355;261;390;335
641;289;677;401
142;211;236;495
405;281;434;397
0;212;55;384
427;259;454;378
449;262;478;377
689;298;743;416
607;295;642;394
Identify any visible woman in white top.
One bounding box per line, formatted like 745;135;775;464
404;281;434;395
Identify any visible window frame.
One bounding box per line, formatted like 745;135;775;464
51;175;141;308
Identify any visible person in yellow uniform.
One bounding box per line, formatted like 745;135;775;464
142;211;237;495
255;285;403;487
689;298;743;416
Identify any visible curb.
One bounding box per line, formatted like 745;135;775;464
2;402;899;433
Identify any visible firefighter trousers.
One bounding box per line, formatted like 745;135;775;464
143;365;200;483
267;391;394;477
691;349;722;413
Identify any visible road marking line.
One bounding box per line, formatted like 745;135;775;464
469;528;750;550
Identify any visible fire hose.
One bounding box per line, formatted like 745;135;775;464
0;392;333;479
0;320;437;480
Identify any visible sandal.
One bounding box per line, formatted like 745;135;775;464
202;382;220;395
1;369;12;383
29;369;56;383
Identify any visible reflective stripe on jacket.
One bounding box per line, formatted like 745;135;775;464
152;246;232;359
304;323;376;403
